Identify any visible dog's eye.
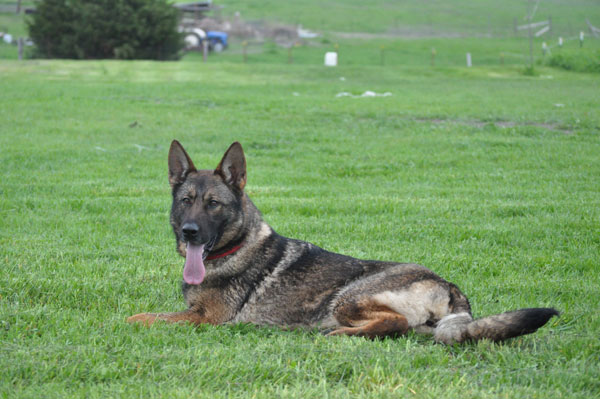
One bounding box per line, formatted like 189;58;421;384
207;199;220;208
182;197;192;205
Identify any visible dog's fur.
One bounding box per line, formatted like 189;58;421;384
127;141;558;344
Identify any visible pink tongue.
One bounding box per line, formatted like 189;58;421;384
183;244;206;285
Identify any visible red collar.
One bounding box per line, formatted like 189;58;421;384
206;244;243;260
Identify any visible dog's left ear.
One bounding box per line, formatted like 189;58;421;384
215;142;247;191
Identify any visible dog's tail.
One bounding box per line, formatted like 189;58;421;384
433;308;559;344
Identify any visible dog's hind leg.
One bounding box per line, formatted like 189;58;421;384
326;300;409;339
326;267;459;339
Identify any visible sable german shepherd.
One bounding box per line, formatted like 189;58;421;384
128;141;558;344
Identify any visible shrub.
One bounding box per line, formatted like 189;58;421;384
545;49;600;73
27;0;183;60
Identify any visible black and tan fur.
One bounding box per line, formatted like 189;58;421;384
128;141;558;344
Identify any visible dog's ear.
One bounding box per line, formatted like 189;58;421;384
168;140;196;187
215;142;246;191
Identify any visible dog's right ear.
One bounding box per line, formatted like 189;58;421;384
168;140;196;187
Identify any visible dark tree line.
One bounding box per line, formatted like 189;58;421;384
28;0;183;60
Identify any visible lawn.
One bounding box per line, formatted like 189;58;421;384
196;0;600;36
1;58;599;398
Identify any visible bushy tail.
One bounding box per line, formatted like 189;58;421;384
433;308;559;344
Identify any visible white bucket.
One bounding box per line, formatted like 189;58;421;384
324;52;338;67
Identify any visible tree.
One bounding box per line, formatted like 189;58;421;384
27;0;183;60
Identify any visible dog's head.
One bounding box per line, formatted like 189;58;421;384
168;140;247;284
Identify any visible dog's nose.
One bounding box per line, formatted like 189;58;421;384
182;222;199;239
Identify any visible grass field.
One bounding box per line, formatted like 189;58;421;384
0;1;599;398
182;36;600;71
1;58;599;398
205;0;600;36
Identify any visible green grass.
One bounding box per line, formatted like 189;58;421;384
182;36;600;69
1;59;599;398
190;0;600;36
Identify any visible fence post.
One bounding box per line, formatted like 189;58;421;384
242;41;247;63
527;18;534;67
202;40;208;62
18;37;24;60
466;52;472;67
16;0;22;14
500;52;504;65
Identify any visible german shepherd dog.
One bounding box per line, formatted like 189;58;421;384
128;141;558;344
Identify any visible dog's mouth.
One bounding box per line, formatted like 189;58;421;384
183;237;216;285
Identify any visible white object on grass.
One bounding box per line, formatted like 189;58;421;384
324;52;338;67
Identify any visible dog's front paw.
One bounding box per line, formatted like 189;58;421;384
127;313;159;326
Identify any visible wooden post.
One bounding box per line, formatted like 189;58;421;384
431;48;436;67
242;41;247;63
527;0;534;69
16;0;22;14
18;37;24;60
585;18;600;38
202;40;208;62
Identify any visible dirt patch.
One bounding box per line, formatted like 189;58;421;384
413;117;574;134
181;15;300;44
332;31;465;40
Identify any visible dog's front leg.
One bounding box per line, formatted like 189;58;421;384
127;308;205;326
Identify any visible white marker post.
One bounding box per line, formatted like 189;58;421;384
542;42;548;56
580;31;584;47
466;52;472;67
558;37;563;47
